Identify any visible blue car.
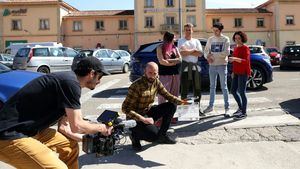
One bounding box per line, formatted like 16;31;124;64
0;62;42;109
130;40;273;90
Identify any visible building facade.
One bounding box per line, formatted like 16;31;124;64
1;0;300;52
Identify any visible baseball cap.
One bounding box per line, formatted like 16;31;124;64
75;56;110;76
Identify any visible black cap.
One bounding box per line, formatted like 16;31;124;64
74;56;110;76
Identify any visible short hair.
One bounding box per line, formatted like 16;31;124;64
232;31;248;43
73;56;109;77
184;23;194;29
213;22;224;31
163;31;175;43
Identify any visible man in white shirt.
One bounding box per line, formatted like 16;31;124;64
178;23;203;106
203;22;231;117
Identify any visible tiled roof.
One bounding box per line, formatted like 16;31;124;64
66;10;134;17
206;8;272;14
1;0;59;2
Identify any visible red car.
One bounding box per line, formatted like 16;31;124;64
265;47;281;65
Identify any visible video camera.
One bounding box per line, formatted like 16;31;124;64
82;110;136;156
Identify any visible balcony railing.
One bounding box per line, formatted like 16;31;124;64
160;24;179;32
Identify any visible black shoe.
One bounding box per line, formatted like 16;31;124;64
234;113;247;120
232;109;242;117
194;97;200;103
130;135;142;151
199;108;206;117
156;134;176;144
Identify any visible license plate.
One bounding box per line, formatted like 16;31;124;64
291;60;300;63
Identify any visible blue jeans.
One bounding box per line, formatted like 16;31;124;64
208;65;229;109
231;74;248;114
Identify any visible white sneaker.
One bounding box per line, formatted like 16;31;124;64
224;108;230;118
203;106;213;113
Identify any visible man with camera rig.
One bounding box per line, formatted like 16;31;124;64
0;56;113;169
122;62;188;151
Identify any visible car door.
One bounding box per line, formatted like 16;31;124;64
48;47;67;72
95;49;112;71
108;50;123;71
63;48;77;69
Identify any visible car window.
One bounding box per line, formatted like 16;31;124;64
120;51;129;56
249;47;262;54
16;48;30;58
50;48;64;56
140;43;161;52
80;50;93;57
266;48;278;53
283;46;300;54
111;51;121;58
3;55;13;61
0;62;10;73
33;48;49;56
64;48;78;57
96;50;110;58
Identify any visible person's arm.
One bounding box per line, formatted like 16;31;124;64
65;108;112;136
229;46;250;64
219;37;231;58
58;116;84;141
156;45;176;66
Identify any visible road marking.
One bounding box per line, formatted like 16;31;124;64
80;79;121;104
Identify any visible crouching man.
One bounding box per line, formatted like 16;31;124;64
122;62;188;151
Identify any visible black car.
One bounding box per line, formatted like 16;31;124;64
130;40;273;90
280;45;300;70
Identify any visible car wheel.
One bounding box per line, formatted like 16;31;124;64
247;66;265;90
37;66;50;74
122;64;129;73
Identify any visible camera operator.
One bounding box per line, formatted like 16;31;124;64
122;62;188;151
0;56;113;169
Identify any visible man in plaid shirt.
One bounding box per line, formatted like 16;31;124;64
122;62;187;151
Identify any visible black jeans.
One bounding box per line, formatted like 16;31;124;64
130;102;176;142
180;71;202;100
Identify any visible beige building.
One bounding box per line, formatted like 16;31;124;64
0;0;77;50
134;0;206;49
62;10;134;51
1;0;300;52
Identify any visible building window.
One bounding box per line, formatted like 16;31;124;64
73;21;82;31
39;19;50;30
166;0;174;7
95;20;104;30
212;18;220;26
145;0;154;8
145;16;154;28
12;20;22;30
119;45;129;51
286;15;294;25
186;0;196;7
119;20;128;30
234;18;243;27
187;15;196;27
166;16;175;25
257;18;264;27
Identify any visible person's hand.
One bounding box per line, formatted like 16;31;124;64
180;46;187;51
100;124;113;136
180;99;190;105
207;54;214;64
142;117;154;125
228;57;235;63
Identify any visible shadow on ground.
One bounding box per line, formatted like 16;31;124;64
279;98;300;119
92;87;128;98
79;144;163;168
172;114;240;138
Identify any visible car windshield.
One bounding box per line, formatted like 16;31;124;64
266;48;278;53
249;47;263;54
0;63;11;73
16;48;30;57
283;46;300;55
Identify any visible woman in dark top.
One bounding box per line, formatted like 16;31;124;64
156;31;182;104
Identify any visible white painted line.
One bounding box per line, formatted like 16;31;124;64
80;79;121;104
108;95;126;100
201;97;271;105
96;101;158;110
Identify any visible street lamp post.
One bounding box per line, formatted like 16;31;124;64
179;0;183;38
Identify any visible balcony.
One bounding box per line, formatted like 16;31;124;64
160;24;179;33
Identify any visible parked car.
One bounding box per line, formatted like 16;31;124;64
5;42;62;56
265;47;281;65
114;50;131;61
130;40;273;90
12;46;78;73
72;49;130;73
0;62;42;109
280;44;300;70
0;53;14;68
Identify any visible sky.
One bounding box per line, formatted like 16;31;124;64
63;0;269;11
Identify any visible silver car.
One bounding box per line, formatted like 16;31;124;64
73;49;130;73
13;46;77;73
0;53;14;68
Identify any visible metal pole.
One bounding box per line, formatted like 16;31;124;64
179;0;183;38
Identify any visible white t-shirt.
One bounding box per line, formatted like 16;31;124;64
178;38;203;71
